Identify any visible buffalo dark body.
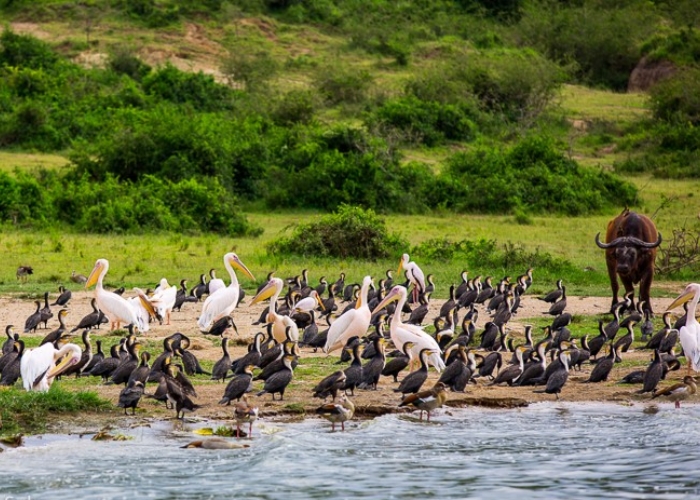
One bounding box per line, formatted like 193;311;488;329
595;209;662;314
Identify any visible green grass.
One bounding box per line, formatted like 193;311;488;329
0;385;111;435
0;151;69;172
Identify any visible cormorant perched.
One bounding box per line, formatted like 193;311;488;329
358;336;386;390
585;343;617;383
211;338;232;382
438;345;472;392
539;279;563;303
52;285;72;306
313;370;346;401
394;347;431;396
231;333;263;375
535;351;570;400
23;301;42;333
118;380;144;415
382;341;414;383
256;355;294;401
342;343;363;396
219;365;254;405
637;350;664;394
39;291;53;329
40;309;69;346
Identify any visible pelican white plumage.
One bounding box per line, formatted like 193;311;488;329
207;269;225;296
666;283;700;374
372;285;445;372
197;253;255;333
398;253;426;302
85;259;156;332
323;276;373;354
250;277;299;342
151;278;178;325
291;290;325;315
21;342;82;391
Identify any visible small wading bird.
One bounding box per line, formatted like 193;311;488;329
316;394;355;431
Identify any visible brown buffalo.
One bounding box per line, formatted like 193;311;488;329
595;208;662;314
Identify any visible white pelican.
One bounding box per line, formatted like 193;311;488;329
667;283;700;374
323;276;373;354
197;253;255;333
291;290;325;315
372;285;445;372
250;277;299;342
86;259;156;332
21;342;82;391
398;253;426;303
208;269;225;296
151;278;178;325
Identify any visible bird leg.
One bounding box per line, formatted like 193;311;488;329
249;422;253;437
236;423;241;438
341;422;345;431
675;401;681;409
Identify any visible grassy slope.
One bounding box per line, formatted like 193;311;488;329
0;13;698;298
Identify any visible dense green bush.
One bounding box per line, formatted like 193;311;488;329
517;0;657;90
440;136;638;215
142;64;235;111
649;68;700;125
641;27;700;66
267;205;407;259
0;29;58;69
367;96;476;146
312;63;373;105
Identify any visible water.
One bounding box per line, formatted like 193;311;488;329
2;403;700;499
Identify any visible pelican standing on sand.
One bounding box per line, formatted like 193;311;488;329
398;253;426;303
372;285;445;372
85;259;156;331
197;253;255;333
21;342;82;391
324;276;373;353
666;283;700;374
250;277;299;342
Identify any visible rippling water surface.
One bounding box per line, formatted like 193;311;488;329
3;403;700;499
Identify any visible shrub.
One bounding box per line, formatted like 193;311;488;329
108;46;152;82
142;63;234;111
220;48;279;92
312;63;373;105
440;135;638;215
271;89;317;126
649;67;700;125
367;96;476;146
267;205;407;259
0;29;58;69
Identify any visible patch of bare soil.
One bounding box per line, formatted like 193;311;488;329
0;289;689;433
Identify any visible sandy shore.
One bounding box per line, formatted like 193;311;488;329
0;288;691;433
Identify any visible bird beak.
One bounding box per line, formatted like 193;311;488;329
46;353;79;381
85;262;103;288
372;287;399;314
667;288;695;311
397;259;403;276
134;288;157;319
229;255;255;281
251;280;277;305
316;294;326;311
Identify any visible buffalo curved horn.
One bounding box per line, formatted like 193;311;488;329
595;232;662;249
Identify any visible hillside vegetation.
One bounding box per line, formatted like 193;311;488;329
0;0;699;284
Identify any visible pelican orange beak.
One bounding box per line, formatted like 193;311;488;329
251;279;280;305
228;254;255;281
134;288;157;319
45;352;80;381
315;293;326;311
371;286;402;314
85;261;104;288
397;259;403;277
667;287;696;311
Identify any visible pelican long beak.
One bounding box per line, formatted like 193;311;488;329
134;288;157;319
229;254;256;281
85;262;103;289
251;280;278;305
45;353;79;381
397;259;404;277
316;293;326;311
372;287;400;315
667;289;695;311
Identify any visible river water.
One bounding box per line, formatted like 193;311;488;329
2;403;699;499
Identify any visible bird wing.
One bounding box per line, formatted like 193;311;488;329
208;278;225;296
97;289;139;327
679;321;700;370
324;307;371;354
20;344;54;391
198;286;239;331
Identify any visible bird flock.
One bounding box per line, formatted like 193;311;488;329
3;255;700;440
